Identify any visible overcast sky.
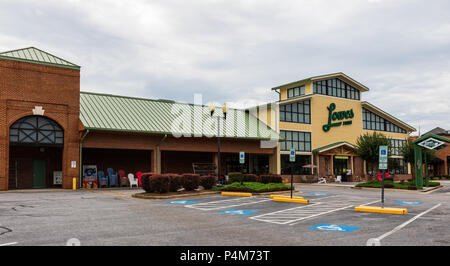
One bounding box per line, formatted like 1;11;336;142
1;0;449;134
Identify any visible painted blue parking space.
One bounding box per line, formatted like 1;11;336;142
166;200;198;205
219;209;260;215
309;224;360;233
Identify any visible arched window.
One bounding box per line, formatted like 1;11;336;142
10;116;64;145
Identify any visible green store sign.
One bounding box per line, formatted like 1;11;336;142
322;103;354;132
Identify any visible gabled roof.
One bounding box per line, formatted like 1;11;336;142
312;142;356;154
0;47;80;70
271;72;370;92
362;102;416;132
423;127;449;136
79;92;280;141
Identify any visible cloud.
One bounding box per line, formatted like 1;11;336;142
0;0;449;133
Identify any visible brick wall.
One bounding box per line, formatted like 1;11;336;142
0;59;80;190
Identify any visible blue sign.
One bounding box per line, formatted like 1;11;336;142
218;209;260;215
394;201;423;205
304;193;330;197
290;149;296;162
309;224;360;233
166;200;198;205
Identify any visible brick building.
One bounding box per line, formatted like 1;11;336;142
0;47;279;191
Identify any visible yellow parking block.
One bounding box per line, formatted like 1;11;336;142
269;195;304;200
354;206;408;215
221;192;253;197
272;197;309;204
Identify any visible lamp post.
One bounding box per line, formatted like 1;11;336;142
209;102;228;186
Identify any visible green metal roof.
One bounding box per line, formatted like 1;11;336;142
0;47;80;70
80;92;280;141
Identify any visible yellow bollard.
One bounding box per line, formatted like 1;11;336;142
73;177;77;191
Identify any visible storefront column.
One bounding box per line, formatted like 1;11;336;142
153;149;160;174
213;153;218;175
330;155;334;176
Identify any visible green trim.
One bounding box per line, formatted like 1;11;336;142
0;55;81;70
83;127;280;141
413;133;450;144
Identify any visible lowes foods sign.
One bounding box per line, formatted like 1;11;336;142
323;103;354;132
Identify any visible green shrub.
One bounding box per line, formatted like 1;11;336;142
384;183;394;188
214;182;291;193
149;175;170;193
200;175;217;190
407;185;417;190
182;174;200;191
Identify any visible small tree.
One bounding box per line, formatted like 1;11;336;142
355;132;392;176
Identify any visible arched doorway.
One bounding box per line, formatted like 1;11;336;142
8;116;64;189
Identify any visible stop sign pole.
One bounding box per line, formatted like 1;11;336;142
379;146;388;208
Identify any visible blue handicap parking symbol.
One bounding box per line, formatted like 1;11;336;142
166;200;198;205
304;193;330;197
394;201;423;205
309;224;360;233
218;209;260;215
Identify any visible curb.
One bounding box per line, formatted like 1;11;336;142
272;197;309;204
132;191;220;200
351;185;443;194
354;206;408;215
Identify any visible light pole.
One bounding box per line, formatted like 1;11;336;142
209;102;228;187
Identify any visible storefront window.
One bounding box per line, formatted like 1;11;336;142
390;139;406;156
280;130;311;152
287;86;306;99
362;108;407;134
388;158;408;174
281;155;312;175
280;100;310;124
313;78;360;100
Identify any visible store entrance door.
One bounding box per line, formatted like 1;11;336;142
333;156;348;182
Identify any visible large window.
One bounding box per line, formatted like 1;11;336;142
362;108;407;134
313;78;360;100
280;130;311;152
280;100;310;124
287;85;306;99
281;155;312;175
10;116;64;145
388;158;408;174
391;139;406;156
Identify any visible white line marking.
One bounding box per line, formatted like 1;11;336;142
288;205;354;225
0;242;18;246
375;203;442;242
185;197;272;211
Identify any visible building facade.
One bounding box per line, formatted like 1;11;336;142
254;73;416;182
0;47;279;191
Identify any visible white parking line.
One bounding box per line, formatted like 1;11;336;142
371;203;442;244
185;197;272;211
0;242;18;246
250;199;381;225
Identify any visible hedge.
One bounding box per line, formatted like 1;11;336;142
149;175;170;193
164;174;183;192
200;175;217;190
258;174;283;184
182;174;200;191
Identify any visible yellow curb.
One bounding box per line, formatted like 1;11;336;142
270;195;304;199
354;206;408;215
272;197;309;204
221;192;253;197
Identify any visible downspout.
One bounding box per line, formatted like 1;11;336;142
79;129;90;187
156;134;168;174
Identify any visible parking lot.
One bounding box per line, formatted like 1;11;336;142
0;182;449;246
